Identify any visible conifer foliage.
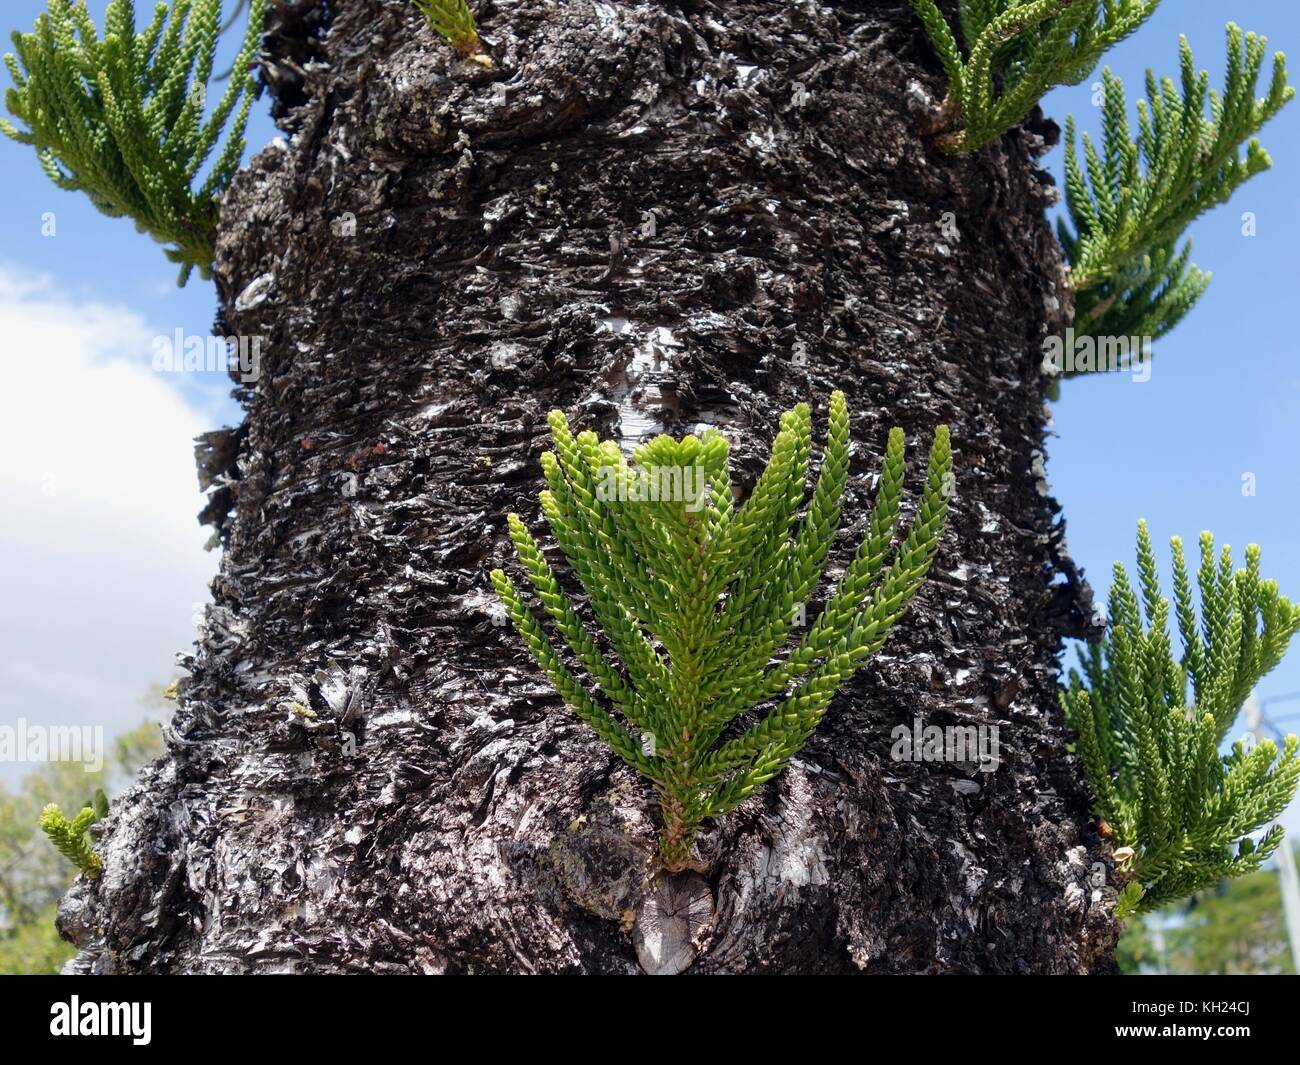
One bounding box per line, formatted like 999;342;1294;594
1;0;266;284
39;794;107;879
906;0;1162;152
491;394;952;869
1060;27;1293;342
908;6;1295;354
413;0;479;57
1062;522;1300;918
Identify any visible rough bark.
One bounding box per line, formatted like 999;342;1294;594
60;0;1119;973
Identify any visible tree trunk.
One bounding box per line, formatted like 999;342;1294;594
60;0;1119;974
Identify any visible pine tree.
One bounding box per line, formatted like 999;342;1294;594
906;0;1162;152
1;0;265;284
491;393;952;869
39;799;105;879
1060;27;1293;345
1061;521;1300;918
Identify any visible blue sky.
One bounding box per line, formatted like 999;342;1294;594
0;1;1297;812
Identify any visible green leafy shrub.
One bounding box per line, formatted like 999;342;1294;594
906;0;1162;152
1062;521;1300;918
2;0;265;284
491;393;952;868
1061;26;1293;343
412;0;479;57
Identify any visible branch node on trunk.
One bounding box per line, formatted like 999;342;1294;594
633;872;714;975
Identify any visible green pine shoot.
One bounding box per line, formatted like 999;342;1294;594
413;0;480;57
1063;238;1210;352
1061;26;1293;339
2;0;266;284
907;0;1162;152
1062;522;1300;919
491;393;952;869
40;802;104;879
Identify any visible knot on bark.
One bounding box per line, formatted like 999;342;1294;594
633;872;715;975
545;788;655;927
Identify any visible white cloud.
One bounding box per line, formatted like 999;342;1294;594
0;265;220;784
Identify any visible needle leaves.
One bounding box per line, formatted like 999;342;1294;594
492;394;952;868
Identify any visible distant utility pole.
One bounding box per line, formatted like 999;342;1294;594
1148;915;1169;975
1245;692;1300;974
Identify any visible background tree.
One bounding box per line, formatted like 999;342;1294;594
1165;861;1299;974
